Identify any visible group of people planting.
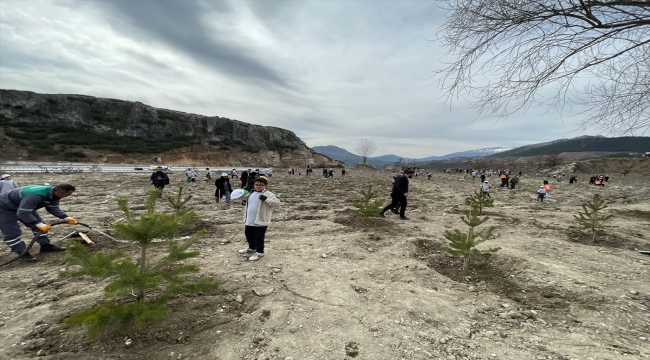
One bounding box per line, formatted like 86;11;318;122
0;163;624;264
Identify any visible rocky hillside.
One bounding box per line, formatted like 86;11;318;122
0;89;332;166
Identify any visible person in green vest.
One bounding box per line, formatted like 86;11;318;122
0;184;77;262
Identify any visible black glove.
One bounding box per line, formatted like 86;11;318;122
259;195;267;201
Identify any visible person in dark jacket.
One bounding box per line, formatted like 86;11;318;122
150;166;170;190
509;175;519;189
0;184;77;262
245;172;258;193
380;170;414;220
215;173;233;204
240;169;250;189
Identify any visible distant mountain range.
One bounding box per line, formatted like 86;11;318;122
312;145;514;167
313;135;650;167
489;136;650;158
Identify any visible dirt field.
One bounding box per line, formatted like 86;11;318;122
0;165;649;360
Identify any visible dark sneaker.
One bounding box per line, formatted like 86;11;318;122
400;216;410;220
379;213;386;218
390;208;399;214
40;244;66;253
20;252;39;263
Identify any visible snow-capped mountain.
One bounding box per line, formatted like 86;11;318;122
419;147;515;161
312;145;514;166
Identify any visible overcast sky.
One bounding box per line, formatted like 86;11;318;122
0;0;606;157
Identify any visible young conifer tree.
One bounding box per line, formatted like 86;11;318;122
352;185;383;218
60;187;219;340
444;205;500;271
573;193;613;243
464;190;494;214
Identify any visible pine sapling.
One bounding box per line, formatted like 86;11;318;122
464;190;494;214
352;185;384;217
573;194;613;242
443;205;500;271
60;187;219;340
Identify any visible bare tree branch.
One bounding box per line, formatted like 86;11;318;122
434;0;650;135
355;138;377;164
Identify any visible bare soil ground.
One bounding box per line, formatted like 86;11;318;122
0;165;649;360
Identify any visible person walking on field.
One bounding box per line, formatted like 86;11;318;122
0;174;19;194
380;169;414;220
205;168;212;180
500;173;508;187
215;173;233;204
509;175;519;189
537;186;547;202
238;177;280;261
185;168;196;184
231;169;238;179
481;180;492;198
150;166;170;190
240;169;250;189
0;184;77;262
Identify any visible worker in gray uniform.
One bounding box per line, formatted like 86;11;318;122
0;184;77;262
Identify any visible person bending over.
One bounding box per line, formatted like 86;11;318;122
0;184;77;262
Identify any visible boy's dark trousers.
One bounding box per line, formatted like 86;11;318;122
538;194;544;202
245;226;268;253
382;193;407;217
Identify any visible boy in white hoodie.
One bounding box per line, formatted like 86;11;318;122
238;177;281;261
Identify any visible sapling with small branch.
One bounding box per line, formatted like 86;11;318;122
573;194;613;243
464;190;494;214
60;187;219;340
444;205;500;271
352;185;383;218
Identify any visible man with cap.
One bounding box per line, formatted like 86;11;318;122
0;184;77;262
0;174;19;194
215;173;233;204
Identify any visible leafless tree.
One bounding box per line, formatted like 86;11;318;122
434;0;650;135
355;138;377;164
545;150;563;167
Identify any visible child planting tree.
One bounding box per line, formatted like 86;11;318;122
60;187;219;340
573;193;613;242
444;205;500;271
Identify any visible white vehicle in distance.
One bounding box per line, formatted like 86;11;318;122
148;165;171;170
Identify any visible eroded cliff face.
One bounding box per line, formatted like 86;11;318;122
0;90;332;166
